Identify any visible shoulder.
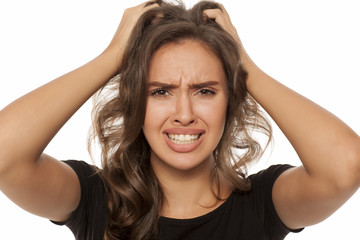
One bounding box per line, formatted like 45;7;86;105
54;160;108;239
239;164;294;209
62;159;105;183
231;164;301;238
248;164;294;186
58;160;106;205
62;160;106;198
63;160;99;176
231;164;294;202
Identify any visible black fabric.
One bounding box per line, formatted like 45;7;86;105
51;160;108;240
52;160;303;240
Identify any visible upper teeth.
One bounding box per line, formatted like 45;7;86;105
168;134;200;141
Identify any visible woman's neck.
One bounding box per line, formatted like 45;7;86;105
151;156;232;219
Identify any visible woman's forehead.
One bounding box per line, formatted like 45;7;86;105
148;40;225;84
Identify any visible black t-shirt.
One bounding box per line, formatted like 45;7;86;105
52;160;303;240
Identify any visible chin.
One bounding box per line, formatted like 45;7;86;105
152;152;213;173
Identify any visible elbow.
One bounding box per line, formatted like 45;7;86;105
0;151;7;180
0;154;10;186
337;137;360;190
351;138;360;187
0;159;8;189
0;149;15;186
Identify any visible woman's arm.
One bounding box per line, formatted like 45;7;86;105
204;5;360;229
0;1;159;222
243;51;360;229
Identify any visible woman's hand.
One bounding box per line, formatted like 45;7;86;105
205;2;360;231
106;1;159;58
202;4;255;81
203;5;242;48
0;1;160;222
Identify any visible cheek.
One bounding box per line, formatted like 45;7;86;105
144;101;170;128
196;98;228;126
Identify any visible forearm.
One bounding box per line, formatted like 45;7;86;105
243;52;360;186
0;50;118;170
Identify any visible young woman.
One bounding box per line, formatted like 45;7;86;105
0;1;359;239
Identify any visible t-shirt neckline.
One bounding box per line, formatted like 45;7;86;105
159;191;235;225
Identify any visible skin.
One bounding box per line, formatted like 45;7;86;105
143;41;230;218
204;5;360;229
0;0;359;233
0;1;160;222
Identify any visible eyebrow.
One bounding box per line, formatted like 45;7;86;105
147;81;220;89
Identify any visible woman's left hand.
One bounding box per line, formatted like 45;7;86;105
203;5;242;46
205;2;360;231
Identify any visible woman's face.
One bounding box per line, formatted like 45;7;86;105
143;40;228;174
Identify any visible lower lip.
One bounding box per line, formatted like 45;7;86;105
164;134;204;153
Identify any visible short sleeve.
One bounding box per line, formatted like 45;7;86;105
51;160;108;240
249;164;304;239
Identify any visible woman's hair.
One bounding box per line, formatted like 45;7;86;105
89;0;272;239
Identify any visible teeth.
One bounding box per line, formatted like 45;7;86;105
167;134;200;144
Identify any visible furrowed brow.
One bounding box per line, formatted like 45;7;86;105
190;81;219;89
147;81;178;89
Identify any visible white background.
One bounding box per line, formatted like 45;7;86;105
0;0;359;239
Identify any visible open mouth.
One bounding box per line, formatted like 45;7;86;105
166;133;202;144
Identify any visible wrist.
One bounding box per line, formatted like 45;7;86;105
240;49;270;94
97;47;123;76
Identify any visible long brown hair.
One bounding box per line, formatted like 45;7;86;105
89;1;272;239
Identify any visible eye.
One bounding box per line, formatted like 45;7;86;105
149;88;170;97
197;88;216;96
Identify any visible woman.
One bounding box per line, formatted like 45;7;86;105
0;0;359;239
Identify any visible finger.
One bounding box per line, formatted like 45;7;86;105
135;1;155;10
203;9;227;26
203;8;240;43
134;1;159;17
147;3;160;9
144;3;159;14
152;11;165;23
218;3;230;18
144;0;159;8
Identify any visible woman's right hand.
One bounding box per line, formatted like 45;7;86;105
105;1;159;58
0;1;159;223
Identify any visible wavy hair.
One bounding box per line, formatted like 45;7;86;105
89;1;272;239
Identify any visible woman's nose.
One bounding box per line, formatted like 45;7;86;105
173;93;195;126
